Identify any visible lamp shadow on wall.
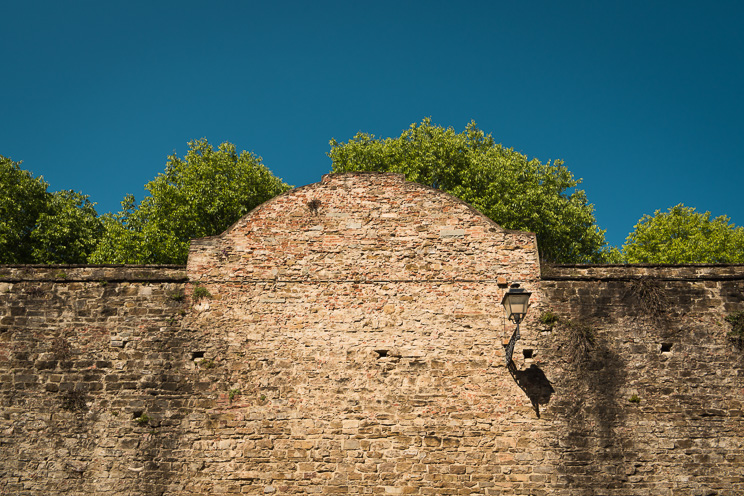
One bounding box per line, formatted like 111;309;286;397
507;361;554;418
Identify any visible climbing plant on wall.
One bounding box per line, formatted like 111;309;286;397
725;311;744;347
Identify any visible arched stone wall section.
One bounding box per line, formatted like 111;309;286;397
188;172;539;284
180;172;547;493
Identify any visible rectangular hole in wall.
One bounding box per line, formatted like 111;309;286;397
374;350;388;359
661;343;673;353
191;351;205;360
523;349;534;359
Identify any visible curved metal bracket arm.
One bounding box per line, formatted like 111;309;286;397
504;323;520;365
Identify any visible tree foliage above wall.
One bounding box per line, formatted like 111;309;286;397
328;118;608;263
90;139;291;265
0;155;102;264
622;204;744;263
4;127;744;266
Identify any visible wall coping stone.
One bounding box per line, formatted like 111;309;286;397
544;263;744;281
3;263;744;282
0;264;187;282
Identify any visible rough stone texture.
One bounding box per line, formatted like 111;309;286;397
1;173;743;495
541;264;744;496
0;265;190;496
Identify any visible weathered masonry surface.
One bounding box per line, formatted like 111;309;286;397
1;173;743;496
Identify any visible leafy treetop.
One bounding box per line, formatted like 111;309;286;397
622;204;744;264
90;139;291;264
328;118;607;263
0;155;102;264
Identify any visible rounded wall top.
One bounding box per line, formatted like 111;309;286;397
187;172;540;283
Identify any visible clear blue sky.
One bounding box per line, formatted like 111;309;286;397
2;1;743;248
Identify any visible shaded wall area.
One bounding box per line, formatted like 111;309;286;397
0;265;192;496
540;264;744;496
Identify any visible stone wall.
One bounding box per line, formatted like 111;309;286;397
1;173;743;495
540;264;744;495
0;265;191;495
182;173;543;495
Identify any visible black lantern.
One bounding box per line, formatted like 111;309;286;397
501;283;532;325
502;283;532;364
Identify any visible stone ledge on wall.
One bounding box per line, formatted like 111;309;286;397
0;264;187;282
543;263;744;280
4;263;743;283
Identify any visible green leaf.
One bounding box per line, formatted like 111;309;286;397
0;155;102;264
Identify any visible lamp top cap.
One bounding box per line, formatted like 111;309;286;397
501;282;532;306
506;282;530;293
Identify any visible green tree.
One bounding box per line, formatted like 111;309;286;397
0;155;102;264
90;139;291;264
328;118;607;263
0;155;48;263
31;190;103;264
622;204;744;263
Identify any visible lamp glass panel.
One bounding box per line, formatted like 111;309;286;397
502;292;531;319
507;293;530;315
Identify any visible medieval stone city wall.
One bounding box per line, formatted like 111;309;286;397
1;173;743;496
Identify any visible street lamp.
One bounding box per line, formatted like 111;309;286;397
502;283;532;364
